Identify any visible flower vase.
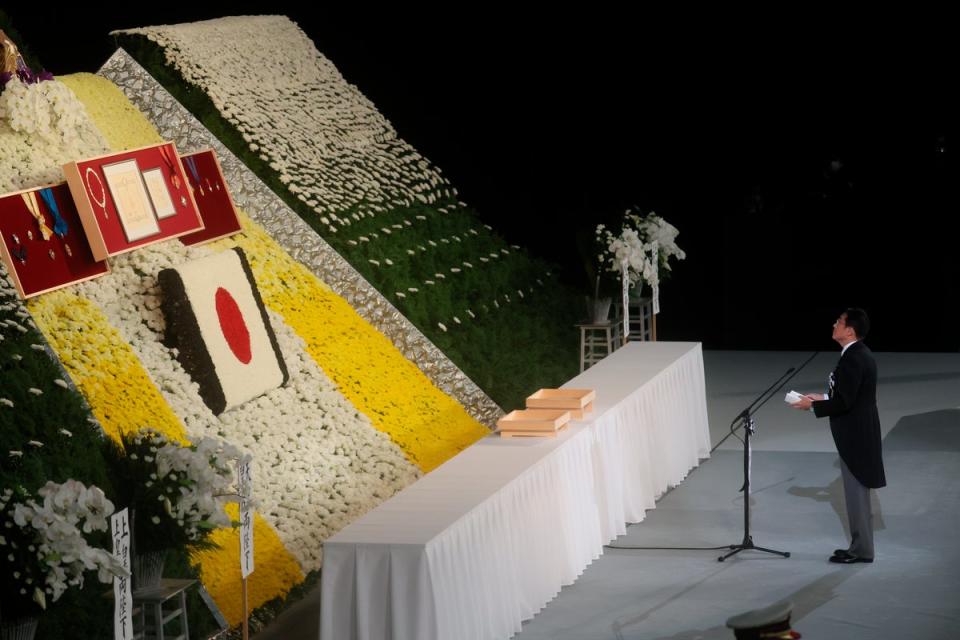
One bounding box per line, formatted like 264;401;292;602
586;297;612;323
0;617;39;640
628;283;645;302
132;549;168;590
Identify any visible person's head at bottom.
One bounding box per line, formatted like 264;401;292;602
726;599;801;639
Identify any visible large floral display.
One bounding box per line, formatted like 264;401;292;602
116;15;581;410
2;66;490;634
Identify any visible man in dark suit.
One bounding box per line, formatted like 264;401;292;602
792;308;886;564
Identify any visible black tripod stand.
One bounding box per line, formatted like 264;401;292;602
715;352;818;562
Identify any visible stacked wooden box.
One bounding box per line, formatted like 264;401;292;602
495;389;596;438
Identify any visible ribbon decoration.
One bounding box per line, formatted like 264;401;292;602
158;145;182;190
20;191;53;240
39;187;68;238
184;156;204;195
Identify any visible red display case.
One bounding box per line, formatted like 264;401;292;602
63;141;204;261
0;182;110;299
177;149;243;246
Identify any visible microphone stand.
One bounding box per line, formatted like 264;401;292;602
716;352;819;562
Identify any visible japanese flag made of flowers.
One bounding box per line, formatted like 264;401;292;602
159;248;288;415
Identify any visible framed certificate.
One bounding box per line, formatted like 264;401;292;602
63;141;205;260
142;167;177;219
102;159;160;242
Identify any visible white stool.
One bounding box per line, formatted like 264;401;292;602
578;321;616;371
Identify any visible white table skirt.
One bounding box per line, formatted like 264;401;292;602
321;342;710;640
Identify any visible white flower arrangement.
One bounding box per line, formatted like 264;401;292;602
595;210;686;290
111;429;250;551
1;481;127;611
0;77;110;193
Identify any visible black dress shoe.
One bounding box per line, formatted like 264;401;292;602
833;549;853;558
829;553;873;564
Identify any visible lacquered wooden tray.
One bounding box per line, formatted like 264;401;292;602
525;388;596;419
496;409;572;438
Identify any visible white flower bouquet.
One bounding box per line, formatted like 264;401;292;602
595;209;686;291
105;428;249;554
0;480;127;613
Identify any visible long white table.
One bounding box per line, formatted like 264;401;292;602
320;341;711;640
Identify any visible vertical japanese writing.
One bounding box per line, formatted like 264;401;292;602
621;260;630;344
112;509;133;640
651;244;660;315
239;461;254;578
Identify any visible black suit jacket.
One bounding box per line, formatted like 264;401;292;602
812;341;886;488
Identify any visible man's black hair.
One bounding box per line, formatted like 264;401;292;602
844;307;870;340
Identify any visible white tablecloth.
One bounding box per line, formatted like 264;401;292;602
321;341;710;640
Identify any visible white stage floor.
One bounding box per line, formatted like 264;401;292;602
254;349;960;640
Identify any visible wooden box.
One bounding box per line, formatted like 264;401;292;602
177;148;243;246
0;182;110;299
496;409;571;438
525;388;596;419
63;141;204;261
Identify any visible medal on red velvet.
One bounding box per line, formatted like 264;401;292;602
158;145;181;189
159;145;188;206
9;233;26;264
185;156;204;196
21;191;53;240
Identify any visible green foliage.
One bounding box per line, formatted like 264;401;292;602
0;279;112;635
117;34;583;410
0;286;216;637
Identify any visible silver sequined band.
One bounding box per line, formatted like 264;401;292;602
98;50;502;427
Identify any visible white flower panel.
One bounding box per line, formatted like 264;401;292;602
118;16;450;224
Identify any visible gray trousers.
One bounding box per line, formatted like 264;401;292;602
840;458;874;558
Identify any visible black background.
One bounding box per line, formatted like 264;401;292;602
5;8;957;352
